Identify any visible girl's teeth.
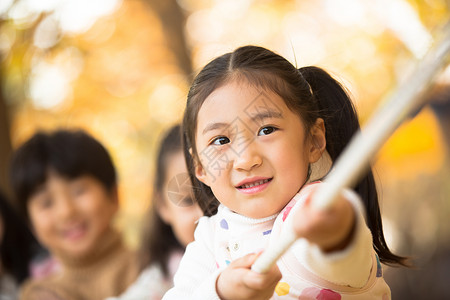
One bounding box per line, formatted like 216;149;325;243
242;179;269;189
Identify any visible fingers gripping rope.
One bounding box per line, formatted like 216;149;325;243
252;23;450;274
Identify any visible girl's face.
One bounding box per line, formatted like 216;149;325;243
194;80;325;219
28;171;118;259
158;151;203;247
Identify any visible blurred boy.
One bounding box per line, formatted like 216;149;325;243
9;129;138;300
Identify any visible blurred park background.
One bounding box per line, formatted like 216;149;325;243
0;0;449;298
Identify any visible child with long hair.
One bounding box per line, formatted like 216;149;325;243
163;45;406;299
107;124;203;299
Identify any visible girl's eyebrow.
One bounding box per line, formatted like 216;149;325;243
202;110;283;135
249;110;283;123
202;122;229;135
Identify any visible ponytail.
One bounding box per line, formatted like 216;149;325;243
300;66;408;266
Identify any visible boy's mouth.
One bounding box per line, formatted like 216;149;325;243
62;223;87;241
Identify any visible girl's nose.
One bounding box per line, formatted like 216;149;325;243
233;141;262;171
56;195;76;220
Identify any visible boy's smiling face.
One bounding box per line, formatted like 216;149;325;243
28;171;118;259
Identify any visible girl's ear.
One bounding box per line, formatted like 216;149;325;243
190;147;211;187
194;160;210;187
308;118;326;163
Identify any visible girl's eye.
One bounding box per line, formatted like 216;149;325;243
210;136;230;146
258;126;277;136
179;196;194;207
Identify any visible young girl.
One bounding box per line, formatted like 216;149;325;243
163;45;406;299
106;124;203;299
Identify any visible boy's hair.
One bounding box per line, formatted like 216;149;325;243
182;45;406;266
9;129;117;221
139;124;185;277
0;190;42;284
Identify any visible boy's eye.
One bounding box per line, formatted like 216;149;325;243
73;186;86;196
30;188;53;209
71;182;88;197
35;196;53;209
258;126;277;136
210;136;230;146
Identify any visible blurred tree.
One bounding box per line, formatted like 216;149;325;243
0;0;194;247
0;3;43;198
144;0;193;80
0;68;12;198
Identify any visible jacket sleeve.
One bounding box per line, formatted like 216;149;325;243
281;183;374;288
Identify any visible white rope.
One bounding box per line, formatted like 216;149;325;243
252;23;450;274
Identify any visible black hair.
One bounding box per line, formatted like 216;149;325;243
9;129;117;221
0;190;42;284
138;124;185;277
182;45;406;266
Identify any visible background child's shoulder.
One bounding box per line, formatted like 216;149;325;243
20;276;73;300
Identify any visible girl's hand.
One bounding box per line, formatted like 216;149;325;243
216;252;282;300
293;187;356;253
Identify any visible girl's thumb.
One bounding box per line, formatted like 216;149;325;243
231;251;262;268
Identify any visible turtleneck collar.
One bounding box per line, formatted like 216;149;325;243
217;204;278;235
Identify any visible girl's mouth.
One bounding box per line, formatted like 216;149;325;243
236;178;272;194
237;178;271;189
